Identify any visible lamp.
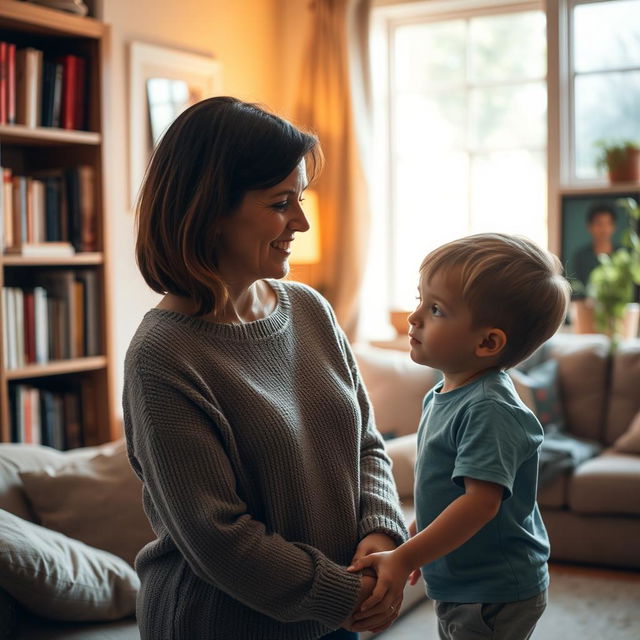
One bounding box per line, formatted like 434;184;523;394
292;190;321;264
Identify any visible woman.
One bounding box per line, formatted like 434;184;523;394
123;96;408;639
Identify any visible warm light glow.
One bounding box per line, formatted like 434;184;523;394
292;190;321;264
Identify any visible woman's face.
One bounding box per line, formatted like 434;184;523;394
216;161;311;286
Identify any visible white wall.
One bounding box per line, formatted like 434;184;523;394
102;0;280;420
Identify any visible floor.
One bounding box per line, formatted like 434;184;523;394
378;563;640;640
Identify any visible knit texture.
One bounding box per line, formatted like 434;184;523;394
123;280;408;640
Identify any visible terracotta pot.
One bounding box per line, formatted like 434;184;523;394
608;147;640;183
389;309;411;335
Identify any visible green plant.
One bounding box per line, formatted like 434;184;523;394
587;197;640;343
594;139;640;173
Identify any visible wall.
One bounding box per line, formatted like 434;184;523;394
102;0;280;420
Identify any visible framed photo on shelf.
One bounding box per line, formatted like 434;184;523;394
561;191;640;299
128;42;222;208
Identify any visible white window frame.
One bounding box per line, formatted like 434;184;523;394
367;0;547;337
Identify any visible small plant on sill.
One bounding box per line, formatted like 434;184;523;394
594;139;640;183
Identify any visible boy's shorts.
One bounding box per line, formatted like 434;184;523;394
435;589;547;640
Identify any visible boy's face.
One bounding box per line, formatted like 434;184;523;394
407;270;482;372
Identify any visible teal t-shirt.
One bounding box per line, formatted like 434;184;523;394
415;369;549;603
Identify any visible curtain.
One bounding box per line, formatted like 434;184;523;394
296;0;372;339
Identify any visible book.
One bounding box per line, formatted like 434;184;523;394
15;47;43;127
76;269;99;356
0;42;7;125
78;165;96;251
7;43;16;125
34;285;48;364
5;241;75;257
2;168;13;250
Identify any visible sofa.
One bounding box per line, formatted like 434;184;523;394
354;331;640;571
1;332;638;638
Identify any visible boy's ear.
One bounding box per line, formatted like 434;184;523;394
475;328;507;359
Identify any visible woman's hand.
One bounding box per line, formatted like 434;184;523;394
351;532;398;565
342;572;400;634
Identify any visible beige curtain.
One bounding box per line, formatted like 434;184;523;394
296;0;372;339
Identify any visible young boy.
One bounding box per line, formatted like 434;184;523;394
348;233;571;639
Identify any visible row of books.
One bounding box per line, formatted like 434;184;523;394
0;41;88;130
9;381;91;449
2;269;100;369
0;165;97;255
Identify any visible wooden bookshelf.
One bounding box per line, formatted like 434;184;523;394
0;1;114;447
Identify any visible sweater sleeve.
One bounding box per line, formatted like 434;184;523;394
125;359;361;628
339;334;409;546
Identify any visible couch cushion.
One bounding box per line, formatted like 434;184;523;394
19;440;154;566
545;333;610;442
0;509;138;622
353;344;437;438
613;410;640;455
386;433;417;499
605;339;640;446
537;471;570;509
569;450;640;515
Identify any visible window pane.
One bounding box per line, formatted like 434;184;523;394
470;150;547;248
574;70;640;179
574;0;640;73
469;82;547;150
469;11;546;83
395;92;466;153
394;21;466;92
391;154;469;309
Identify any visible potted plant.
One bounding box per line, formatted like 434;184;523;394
588;197;640;344
595;140;640;183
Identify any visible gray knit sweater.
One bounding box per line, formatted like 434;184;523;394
123;280;408;640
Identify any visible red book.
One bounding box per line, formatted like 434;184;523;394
0;41;7;125
58;54;79;130
74;56;86;130
7;43;16;124
24;289;36;364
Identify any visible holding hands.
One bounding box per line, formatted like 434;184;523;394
342;531;412;634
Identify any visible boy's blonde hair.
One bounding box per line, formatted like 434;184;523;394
420;233;571;369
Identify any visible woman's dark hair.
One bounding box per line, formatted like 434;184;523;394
135;96;322;317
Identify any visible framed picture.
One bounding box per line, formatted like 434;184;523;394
561;191;640;300
128;42;222;208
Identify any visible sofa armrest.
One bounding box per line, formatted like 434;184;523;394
386;433;418;500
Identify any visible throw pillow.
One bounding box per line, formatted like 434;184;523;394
353;344;439;438
613;410;640;454
509;359;564;430
19;440;154;566
0;509;138;621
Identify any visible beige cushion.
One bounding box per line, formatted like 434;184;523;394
569;450;640;516
353;344;437;438
548;333;610;441
537;471;570;509
0;509;138;621
613;410;640;454
386;433;417;499
19;440;154;566
605;340;640;445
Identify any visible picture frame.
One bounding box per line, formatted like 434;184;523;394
561;191;640;300
128;42;222;208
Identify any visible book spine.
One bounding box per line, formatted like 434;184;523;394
7;43;16;125
0;41;7;125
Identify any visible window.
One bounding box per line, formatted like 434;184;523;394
569;0;640;181
362;1;547;338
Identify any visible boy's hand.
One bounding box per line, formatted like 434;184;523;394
409;568;422;585
347;550;411;627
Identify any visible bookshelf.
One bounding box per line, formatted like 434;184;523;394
0;1;114;448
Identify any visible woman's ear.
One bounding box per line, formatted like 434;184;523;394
475;328;507;359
